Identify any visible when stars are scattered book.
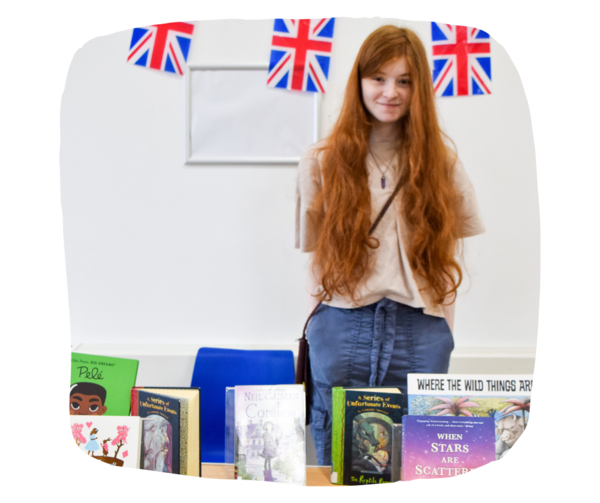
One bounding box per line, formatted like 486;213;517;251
401;415;495;480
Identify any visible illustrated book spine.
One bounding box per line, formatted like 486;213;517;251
330;387;346;484
225;387;235;464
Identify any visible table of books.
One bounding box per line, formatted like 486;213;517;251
202;464;337;486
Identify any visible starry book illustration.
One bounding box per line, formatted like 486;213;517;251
70;415;143;469
234;385;306;485
401;416;495;480
407;373;532;460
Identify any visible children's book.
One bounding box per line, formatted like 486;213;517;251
70;415;143;469
407;374;532;460
331;387;404;485
390;424;402;483
234;384;306;485
70;352;139;417
131;387;201;477
401;416;495;480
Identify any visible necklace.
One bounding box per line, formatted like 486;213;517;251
369;150;393;189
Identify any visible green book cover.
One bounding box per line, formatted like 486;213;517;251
70;352;139;417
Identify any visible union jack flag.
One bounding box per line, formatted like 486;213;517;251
127;22;195;75
267;18;335;93
431;22;492;97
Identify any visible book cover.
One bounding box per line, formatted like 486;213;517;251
70;416;142;469
234;384;306;485
331;387;404;485
70;352;139;417
132;389;181;475
407;373;532;460
401;416;495;480
131;387;201;477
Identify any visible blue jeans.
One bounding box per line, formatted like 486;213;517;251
307;298;454;466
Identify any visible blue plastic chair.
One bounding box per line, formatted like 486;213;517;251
190;347;295;463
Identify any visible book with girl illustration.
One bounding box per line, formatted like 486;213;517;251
70;416;143;469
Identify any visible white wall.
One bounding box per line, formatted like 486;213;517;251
61;18;539;351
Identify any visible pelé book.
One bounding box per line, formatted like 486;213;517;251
70;352;139;417
234;384;306;485
407;373;532;460
70;415;143;469
401;416;495;480
131;387;201;477
331;387;404;485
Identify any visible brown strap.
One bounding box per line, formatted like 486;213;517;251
300;176;405;340
369;177;405;235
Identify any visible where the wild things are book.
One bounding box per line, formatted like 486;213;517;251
234;384;306;485
70;416;143;469
407;374;532;460
331;387;404;485
70;352;139;417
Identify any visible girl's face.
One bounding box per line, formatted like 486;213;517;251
361;57;412;126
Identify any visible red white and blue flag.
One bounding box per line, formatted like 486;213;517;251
431;23;492;97
267;18;335;93
127;22;195;75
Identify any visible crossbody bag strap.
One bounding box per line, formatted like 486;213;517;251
301;176;406;339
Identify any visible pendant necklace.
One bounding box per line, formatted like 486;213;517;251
370;150;392;189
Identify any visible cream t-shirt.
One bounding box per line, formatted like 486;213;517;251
295;135;485;318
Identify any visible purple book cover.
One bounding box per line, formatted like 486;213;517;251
402;416;495;480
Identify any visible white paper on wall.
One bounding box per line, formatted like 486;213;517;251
187;69;316;163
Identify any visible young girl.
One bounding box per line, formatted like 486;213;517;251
295;26;485;465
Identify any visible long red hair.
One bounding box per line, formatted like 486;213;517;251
311;25;464;305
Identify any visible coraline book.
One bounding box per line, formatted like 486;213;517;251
234;384;306;485
401;416;495;480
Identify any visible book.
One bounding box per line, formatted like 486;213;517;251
390;424;402;483
331;387;404;485
131;387;201;477
70;352;139;417
407;373;532;460
225;387;235;464
401;416;496;480
234;384;306;485
70;415;143;469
